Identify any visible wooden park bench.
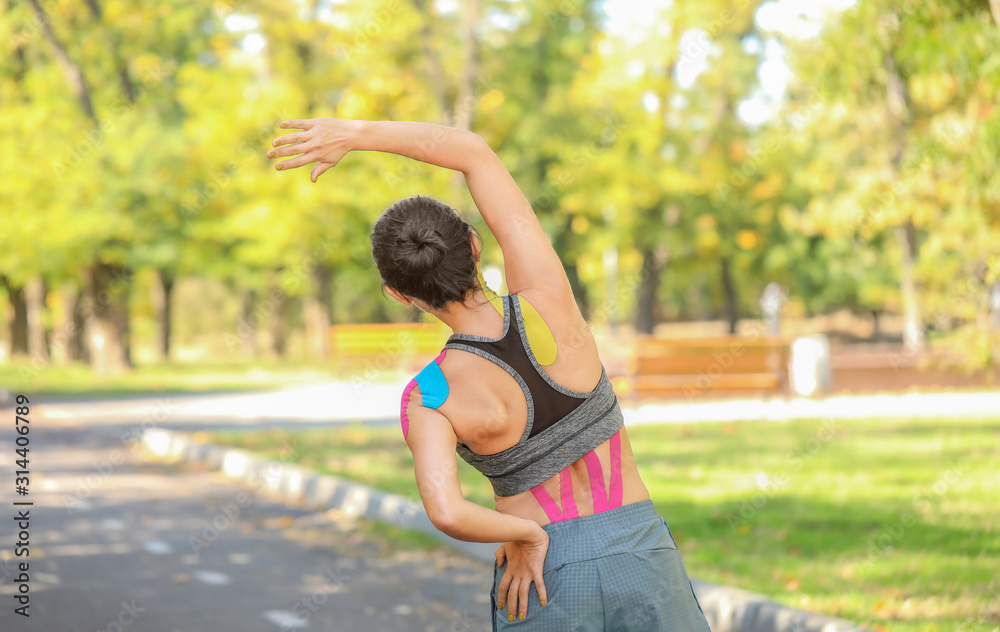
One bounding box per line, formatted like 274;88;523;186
627;335;792;400
329;323;450;371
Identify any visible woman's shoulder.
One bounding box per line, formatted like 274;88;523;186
400;351;449;439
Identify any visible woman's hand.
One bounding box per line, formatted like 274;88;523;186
267;118;361;182
495;525;549;622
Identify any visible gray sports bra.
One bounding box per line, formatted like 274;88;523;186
401;294;624;497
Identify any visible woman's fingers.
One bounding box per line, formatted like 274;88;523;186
517;576;531;620
272;132;307;148
267;142;307;159
534;572;547;607
505;577;521;623
279;119;314;130
494;540;549;621
496;568;511;609
273;153;315;171
310;162;333;182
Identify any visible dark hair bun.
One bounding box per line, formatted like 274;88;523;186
398;225;447;270
371;195;479;309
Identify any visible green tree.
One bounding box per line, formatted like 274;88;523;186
791;0;1000;362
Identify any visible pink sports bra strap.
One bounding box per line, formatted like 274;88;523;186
530;467;579;523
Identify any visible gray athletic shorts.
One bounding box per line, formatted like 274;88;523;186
490;500;711;631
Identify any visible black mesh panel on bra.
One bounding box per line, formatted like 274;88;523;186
453;298;585;438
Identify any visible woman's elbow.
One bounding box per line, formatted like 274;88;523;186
427;505;456;533
460;134;493;173
427;503;462;535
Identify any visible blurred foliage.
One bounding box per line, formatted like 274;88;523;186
0;0;998;369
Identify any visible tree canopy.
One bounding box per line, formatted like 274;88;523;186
1;0;997;370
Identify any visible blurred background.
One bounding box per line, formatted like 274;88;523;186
1;0;998;386
1;1;999;631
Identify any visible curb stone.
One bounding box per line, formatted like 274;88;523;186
137;428;496;561
139;428;873;632
691;581;873;632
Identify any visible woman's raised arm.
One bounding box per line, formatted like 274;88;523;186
269;118;482;180
269;118;575;304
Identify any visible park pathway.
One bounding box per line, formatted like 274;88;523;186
29;379;1000;431
0;416;494;632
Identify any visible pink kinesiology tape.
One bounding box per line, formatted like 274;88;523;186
530;430;623;522
400;350;448;439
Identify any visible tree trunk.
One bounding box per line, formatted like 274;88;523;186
11;35;27;87
884;50;923;353
634;247;663;335
27;0;98;124
85;262;132;374
453;0;481;132
413;0;453;125
269;272;288;358
1;276;29;357
720;256;739;334
897;220;923;351
448;0;481;198
990;0;1000;28
30;0;140;371
371;294;390;324
241;289;258;357
83;0;137;104
25;276;49;362
4;41;32;360
552;216;590;320
42;279;53;357
634;203;677;332
63;286;90;364
305;264;333;360
871;309;882;341
156;269;174;361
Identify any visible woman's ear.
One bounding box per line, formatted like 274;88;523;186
384;284;413;307
470;232;482;262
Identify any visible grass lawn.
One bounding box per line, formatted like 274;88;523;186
203;415;1000;632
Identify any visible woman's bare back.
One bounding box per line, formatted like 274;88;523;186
433;288;650;526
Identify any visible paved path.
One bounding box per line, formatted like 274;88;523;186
0;421;494;632
29;381;1000;431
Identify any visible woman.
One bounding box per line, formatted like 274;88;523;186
268;117;711;631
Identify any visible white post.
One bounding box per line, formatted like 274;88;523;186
789;334;833;396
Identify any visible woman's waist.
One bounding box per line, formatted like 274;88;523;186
493;464;651;526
